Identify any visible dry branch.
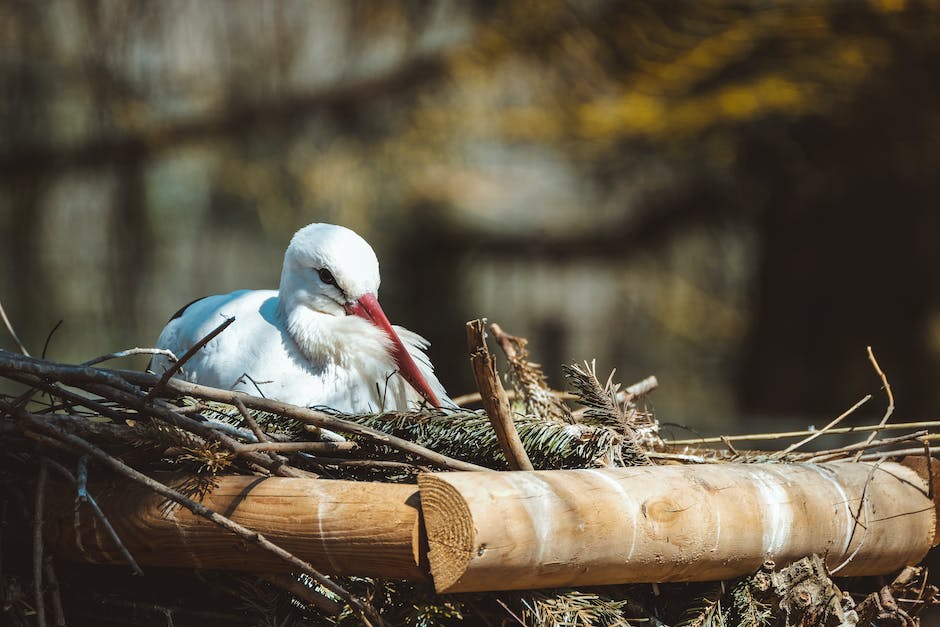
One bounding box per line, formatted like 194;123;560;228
465;320;534;471
0;350;486;472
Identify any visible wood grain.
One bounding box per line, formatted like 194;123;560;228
420;462;936;593
45;474;426;580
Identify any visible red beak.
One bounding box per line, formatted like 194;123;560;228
345;293;442;408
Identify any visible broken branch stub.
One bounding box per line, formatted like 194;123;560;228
465;319;534;471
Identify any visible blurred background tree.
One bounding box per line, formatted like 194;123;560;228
1;0;938;435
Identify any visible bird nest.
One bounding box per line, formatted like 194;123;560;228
1;321;938;626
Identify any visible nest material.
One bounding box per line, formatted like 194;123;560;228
1;324;938;626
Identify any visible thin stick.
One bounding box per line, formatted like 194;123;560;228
853;346;896;462
805;431;929;462
451;376;658;408
0;297;30;356
646;451;711;463
466;319;534;471
228;397;302;471
308;457;420;469
667;420;940;446
0;350;488;472
43;557;66;627
622;375;660;399
857;446;940;461
40;320;63;360
17;411;384;626
116;371;488;472
259;573;343;617
147;316;234;400
925;438;934;500
233;397;269;443
33;459;48;627
775;395;872;457
84;382;305;478
719;436;739;456
830;460;881;574
82;347;178;368
44;459;144;576
238;441;358;454
489;322;521;361
2;371;128;424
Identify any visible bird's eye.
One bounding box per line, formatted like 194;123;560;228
318;268;337;286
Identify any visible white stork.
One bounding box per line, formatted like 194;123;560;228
150;223;448;414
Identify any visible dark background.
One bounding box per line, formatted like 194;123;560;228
2;0;938;435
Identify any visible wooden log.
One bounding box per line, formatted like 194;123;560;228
419;461;937;593
45;474;426;580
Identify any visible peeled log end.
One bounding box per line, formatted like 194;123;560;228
418;473;475;592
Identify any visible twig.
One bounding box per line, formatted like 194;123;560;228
0;297;30;356
450;376;658;408
227;397;306;473
466;319;534;471
857;446;940;461
489;323;521;361
496;598;528;627
853;346;896;462
307;457;420;469
43;557;66;627
146;316;234;400
804;431;929;462
82;347;178;368
719;436;739;456
81;381;306;478
34;459;48;627
3;371;128;424
233;397;269;443
259;573;343;616
238;441;358;454
0;350;487;472
646;451;711;463
670;420;940;446
16;411;385;626
830;459;881;574
114;369;488;472
924;438;934;500
40;320;63;360
44;459;144;576
774;395;872;458
623;375;660;399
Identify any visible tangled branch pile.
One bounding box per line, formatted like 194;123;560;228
1;322;938;626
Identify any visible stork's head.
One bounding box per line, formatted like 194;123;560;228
278;223;441;408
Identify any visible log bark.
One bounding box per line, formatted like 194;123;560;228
419;461;936;593
45;474;426;580
44;462;938;593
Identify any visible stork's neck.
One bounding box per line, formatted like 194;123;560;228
276;298;393;369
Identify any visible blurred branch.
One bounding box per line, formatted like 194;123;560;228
0;54;446;179
469;179;734;260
